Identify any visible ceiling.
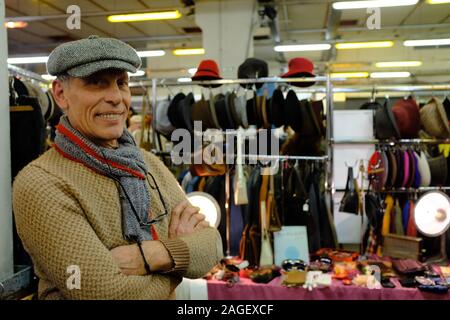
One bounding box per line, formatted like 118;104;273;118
5;0;450;83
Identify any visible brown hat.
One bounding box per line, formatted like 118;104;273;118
420;97;450;139
191;97;215;130
392;98;421;138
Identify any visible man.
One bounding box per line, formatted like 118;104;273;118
12;35;223;300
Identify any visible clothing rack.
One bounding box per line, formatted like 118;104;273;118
331;139;450;145
151;150;328;162
146;75;336;256
8;64;50;84
378;187;450;193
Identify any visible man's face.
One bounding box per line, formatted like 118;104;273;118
53;69;131;148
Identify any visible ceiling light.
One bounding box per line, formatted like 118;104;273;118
173;48;205;56
331;72;369;78
336;41;394;49
332;0;418;10
108;10;182;22
128;70;145;77
370;71;411;78
41;74;56;81
427;0;450;4
375;61;422;68
4;21;28;28
274;44;331;52
7;56;49;64
177;77;192;83
188;68;198;75
403;38;450;47
137;50;165;57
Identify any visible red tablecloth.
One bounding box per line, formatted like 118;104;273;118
207;276;450;300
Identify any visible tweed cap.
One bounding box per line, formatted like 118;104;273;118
47;35;141;77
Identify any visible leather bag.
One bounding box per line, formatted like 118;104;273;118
339;167;360;215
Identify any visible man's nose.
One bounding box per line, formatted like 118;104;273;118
104;83;122;105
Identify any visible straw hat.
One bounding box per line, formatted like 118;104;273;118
419;97;450;139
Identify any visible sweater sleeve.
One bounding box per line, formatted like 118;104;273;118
12;165;180;300
145;152;223;279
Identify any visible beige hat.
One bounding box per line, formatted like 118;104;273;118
420;97;450;139
417;151;431;187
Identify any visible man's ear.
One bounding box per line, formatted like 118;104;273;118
52;79;69;111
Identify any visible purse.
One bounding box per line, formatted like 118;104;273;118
339;167;360;215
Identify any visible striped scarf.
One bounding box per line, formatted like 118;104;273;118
54;115;153;242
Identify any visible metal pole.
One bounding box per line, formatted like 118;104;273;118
0;0;14;281
151;78;160;152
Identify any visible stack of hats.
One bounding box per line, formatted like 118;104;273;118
420;97;450;139
367;148;447;191
281;57;316;88
392;98;421;139
191;59;222;88
237;58;268;89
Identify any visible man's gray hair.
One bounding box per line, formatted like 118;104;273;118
56;74;72;84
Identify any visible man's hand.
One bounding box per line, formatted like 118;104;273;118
111;241;174;276
169;200;209;239
111;244;146;276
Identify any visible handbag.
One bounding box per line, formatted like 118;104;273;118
339;167;360;215
234;128;248;204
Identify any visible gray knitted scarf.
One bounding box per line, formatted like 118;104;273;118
54;115;153;242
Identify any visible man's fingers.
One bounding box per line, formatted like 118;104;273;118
179;205;200;228
169;200;189;237
186;212;206;230
194;220;210;231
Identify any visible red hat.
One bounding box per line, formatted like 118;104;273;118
392;98;421;138
281;57;315;78
192;59;222;80
281;57;315;87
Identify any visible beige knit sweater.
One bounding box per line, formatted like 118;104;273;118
12;148;223;300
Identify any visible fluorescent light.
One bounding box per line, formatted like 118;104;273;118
274;44;331;52
403;38;450;47
370;72;411;78
188;68;198;75
173;48;205;56
137;50;165;57
336;41;394;49
333;0;418;10
427;0;450;4
41;74;56;81
8;56;49;64
331;72;369;78
177;77;192;83
375;61;422;68
108;10;182;22
4;21;28;28
128;70;145;77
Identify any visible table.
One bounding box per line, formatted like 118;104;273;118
207;276;450;300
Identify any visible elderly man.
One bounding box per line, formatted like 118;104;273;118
12;35;222;300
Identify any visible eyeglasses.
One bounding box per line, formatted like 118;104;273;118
113;171;169;228
99;148;169;230
281;259;306;271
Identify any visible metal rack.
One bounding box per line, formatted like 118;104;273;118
332;139;450;145
8;64;50;84
144;76;336;256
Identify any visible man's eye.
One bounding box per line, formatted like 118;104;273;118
118;80;129;87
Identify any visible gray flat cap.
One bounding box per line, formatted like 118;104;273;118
47;35;142;77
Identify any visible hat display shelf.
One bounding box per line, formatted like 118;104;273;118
332;84;450;195
130;75;337;257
